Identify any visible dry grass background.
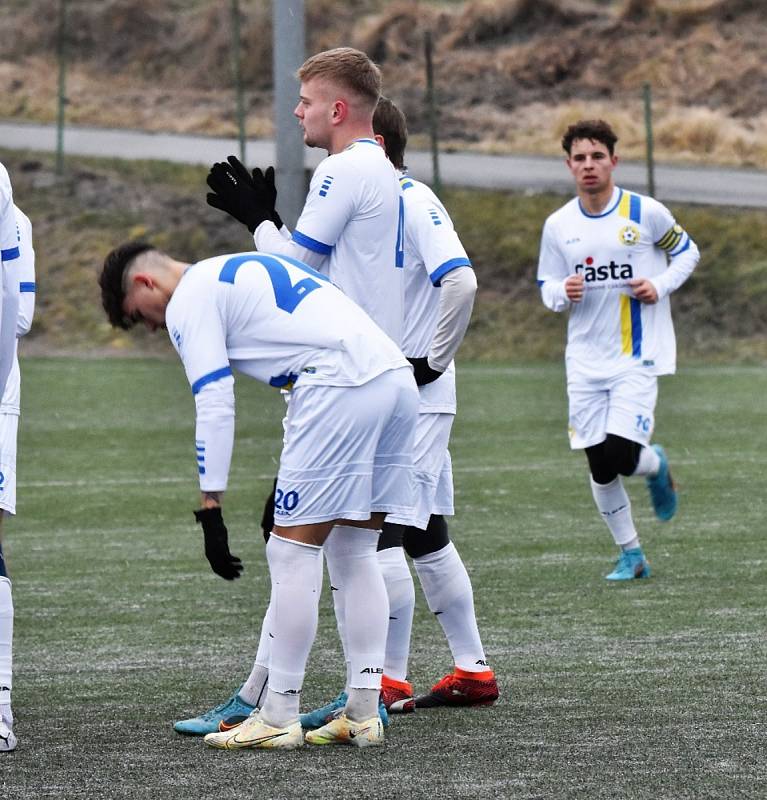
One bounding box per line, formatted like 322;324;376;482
1;0;766;166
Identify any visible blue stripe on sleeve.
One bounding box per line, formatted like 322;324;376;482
191;366;233;395
19;281;36;292
291;230;333;255
669;237;691;257
430;257;472;286
1;247;20;261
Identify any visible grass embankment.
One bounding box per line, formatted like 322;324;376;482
2;148;766;362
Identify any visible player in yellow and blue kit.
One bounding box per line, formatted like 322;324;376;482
537;119;699;581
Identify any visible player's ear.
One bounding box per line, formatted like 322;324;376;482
331;99;348;125
131;272;154;289
374;133;385;148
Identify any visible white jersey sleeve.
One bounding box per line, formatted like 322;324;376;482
0;165;22;400
0;205;34;414
399;176;476;371
537;215;571;312
166;289;236;493
15;207;35;337
643;197;700;300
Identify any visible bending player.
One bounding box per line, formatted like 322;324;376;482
537;119;699;580
99;242;418;749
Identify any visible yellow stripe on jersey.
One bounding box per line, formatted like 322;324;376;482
620;294;633;355
618;191;631;219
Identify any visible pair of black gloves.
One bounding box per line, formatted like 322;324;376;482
206;155;283;233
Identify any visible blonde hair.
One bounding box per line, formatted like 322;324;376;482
298;47;381;111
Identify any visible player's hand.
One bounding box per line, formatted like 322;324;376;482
252;166;283;229
193;507;243;580
407;356;443;386
205;156;272;233
260;477;277;544
565;273;585;302
629;278;659;304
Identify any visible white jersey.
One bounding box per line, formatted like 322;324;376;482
254;139;405;345
537;186;699;381
399;173;473;414
0;206;35;415
0;164;22;398
165;251;408;491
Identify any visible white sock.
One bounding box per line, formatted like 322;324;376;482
345;687;379;722
324;526;350;692
633;445;661;477
590;476;640;548
240;661;269;709
378;546;415;681
241;547;324;709
323;525;388;691
260;534;322;727
0;577;12;709
414;543;488;672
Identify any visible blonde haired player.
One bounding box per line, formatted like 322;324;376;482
537;119;699;580
179;47;407;741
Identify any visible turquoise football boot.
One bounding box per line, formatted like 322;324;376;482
300;691;389;729
605;548;651;581
173;687;256;736
646;444;677;521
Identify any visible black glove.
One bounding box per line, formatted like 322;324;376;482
260;477;278;544
407;356;443;387
252;165;283;229
193;507;243;580
205;156;276;233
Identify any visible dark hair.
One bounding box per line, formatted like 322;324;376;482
561;119;618;156
373;96;408;169
99;240;156;329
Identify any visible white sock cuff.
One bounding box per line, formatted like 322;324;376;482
324;525;380;560
633;445;662;477
414;542;470;613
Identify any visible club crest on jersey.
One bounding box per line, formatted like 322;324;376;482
574;257;634;282
618;225;640;246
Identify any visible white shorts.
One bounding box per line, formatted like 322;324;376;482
275;367;418;526
0;413;18;515
567;371;657;450
387;411;455;530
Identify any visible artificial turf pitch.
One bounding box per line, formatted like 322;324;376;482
1;359;765;799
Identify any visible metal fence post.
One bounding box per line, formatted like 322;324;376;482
56;0;68;175
230;0;247;164
643;82;655;198
272;0;306;229
424;30;441;195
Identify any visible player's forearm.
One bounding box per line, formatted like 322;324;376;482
428;267;478;371
252;221;327;270
194;384;235;494
539;278;570;311
652;239;700;300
